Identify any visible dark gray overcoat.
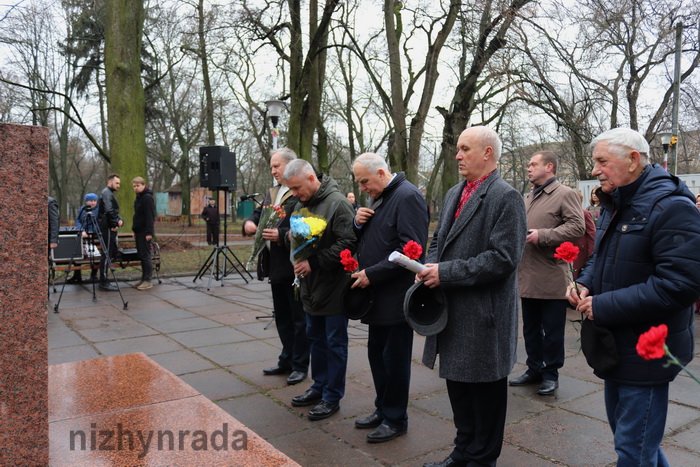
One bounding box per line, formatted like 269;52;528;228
422;170;527;383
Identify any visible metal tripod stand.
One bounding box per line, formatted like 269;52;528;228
193;188;253;289
53;210;128;312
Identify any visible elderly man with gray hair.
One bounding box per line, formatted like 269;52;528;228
243;148;310;386
567;127;700;466
350;153;429;443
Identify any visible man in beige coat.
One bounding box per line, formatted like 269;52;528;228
510;151;585;395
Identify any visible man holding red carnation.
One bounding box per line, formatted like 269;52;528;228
511;150;585;395
350;152;429;443
567;128;700;466
418;126;527;467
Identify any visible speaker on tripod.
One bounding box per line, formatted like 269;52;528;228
195;146;252;288
199;146;236;190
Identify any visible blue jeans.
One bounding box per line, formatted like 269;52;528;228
307;314;348;404
604;380;670;466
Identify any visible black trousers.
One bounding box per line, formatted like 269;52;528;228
206;223;219;245
521;298;568;381
270;281;309;372
134;232;153;281
446;377;508;466
99;228;117;283
367;322;413;430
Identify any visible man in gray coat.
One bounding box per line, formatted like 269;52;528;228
417;126;527;467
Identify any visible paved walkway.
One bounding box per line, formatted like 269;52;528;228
48;276;700;466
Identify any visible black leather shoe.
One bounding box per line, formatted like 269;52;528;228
99;282;118;291
263;365;291;376
291;389;322;407
366;423;406;443
508;372;542;386
286;371;307;385
537;380;559;395
423;457;466;467
308;400;340;421
355;413;383;429
66;276;82;283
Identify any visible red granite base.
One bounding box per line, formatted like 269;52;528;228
49;353;300;466
0;123;50;465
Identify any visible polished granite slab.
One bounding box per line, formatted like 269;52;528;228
49;352;299;466
0;123;50;465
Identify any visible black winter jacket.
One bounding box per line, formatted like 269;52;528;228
98;186;121;230
578;164;700;385
133;187;155;236
354;173;429;325
48;196;59;245
292;175;357;316
201;205;220;225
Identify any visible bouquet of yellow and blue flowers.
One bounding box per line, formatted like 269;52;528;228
289;208;328;294
246;204;286;270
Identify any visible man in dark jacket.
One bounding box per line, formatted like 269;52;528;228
568;128;700;466
48;196;59;250
243;148;309;386
283;159;356;422
132;177;156;290
418;126;527;467
350;153;429;443
97;174;123;291
201;197;220;245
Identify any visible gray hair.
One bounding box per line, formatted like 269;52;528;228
590;128;649;167
468;125;502;161
353;153;389;173
283;159;315;181
272;147;296;163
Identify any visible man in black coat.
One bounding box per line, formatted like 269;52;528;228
48;196;59;250
243;148;309;386
97;174;123;291
351;153;429;443
201;196;220;245
132;177;156;290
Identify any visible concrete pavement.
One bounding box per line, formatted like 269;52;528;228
48;276;700;466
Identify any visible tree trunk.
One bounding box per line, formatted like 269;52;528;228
286;0;338;165
105;0;147;231
384;0;407;173
198;0;216;145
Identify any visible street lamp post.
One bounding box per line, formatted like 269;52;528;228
660;132;672;172
265;100;284;151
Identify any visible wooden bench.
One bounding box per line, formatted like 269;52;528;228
50;231;161;288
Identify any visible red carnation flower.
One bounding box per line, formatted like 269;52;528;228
403;240;423;261
339;249;358;272
636;324;668;360
554;241;580;264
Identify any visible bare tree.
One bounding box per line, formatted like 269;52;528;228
436;0;534;196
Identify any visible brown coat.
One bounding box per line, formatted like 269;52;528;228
518;179;585;299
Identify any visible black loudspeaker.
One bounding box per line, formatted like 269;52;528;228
199;146;236;189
